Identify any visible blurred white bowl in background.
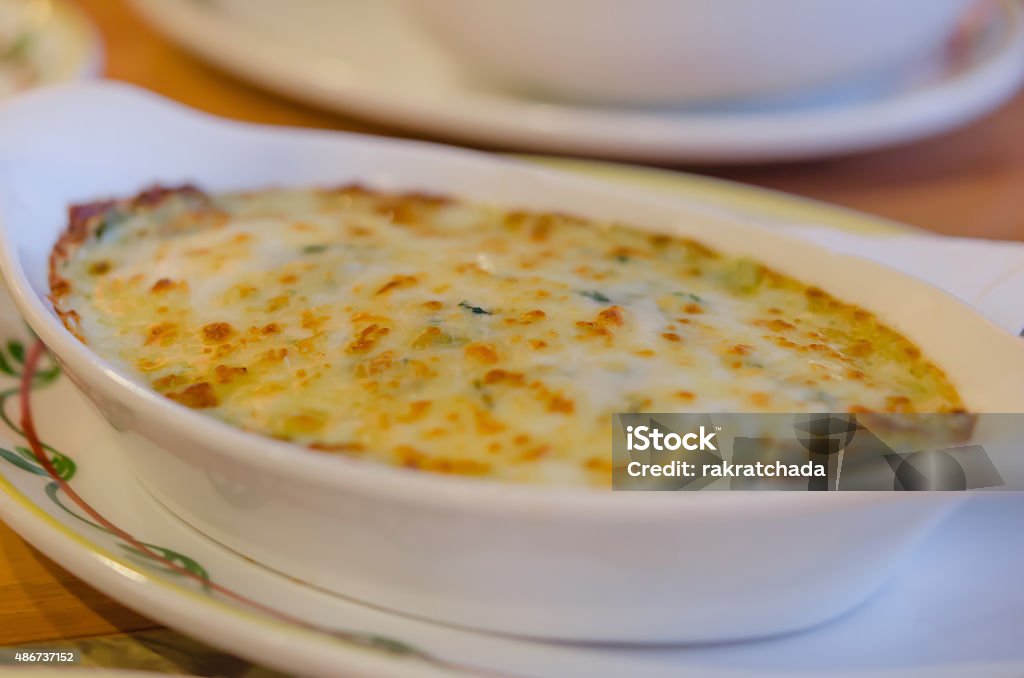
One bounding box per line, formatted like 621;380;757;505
404;0;974;106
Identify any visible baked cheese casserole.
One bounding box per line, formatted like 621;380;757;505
49;185;964;485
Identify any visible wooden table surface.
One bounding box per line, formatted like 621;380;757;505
2;0;1024;661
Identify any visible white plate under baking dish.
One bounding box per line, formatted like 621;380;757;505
127;0;1024;163
1;82;1023;647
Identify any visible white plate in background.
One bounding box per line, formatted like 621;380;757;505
129;0;1024;163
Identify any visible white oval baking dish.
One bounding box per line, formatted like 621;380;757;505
2;83;1020;643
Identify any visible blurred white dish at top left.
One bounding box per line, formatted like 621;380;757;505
0;0;101;99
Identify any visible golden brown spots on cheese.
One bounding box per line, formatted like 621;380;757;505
354;351;396;378
597;306;624;327
152;373;188;392
662;332;682;343
351;311;391;324
135;357;165;372
395;444;493;476
886;395;913;413
256;383;289;399
411;326;452;349
397;400;432;423
261;347;288;363
214;364;248;384
266;295;289;312
675;391;696;402
375;274;419;296
283;411;328;435
680;238;718;259
150;278;178;293
507;309;546;325
167;382;218;409
422;300;443;311
50;278;72;297
847;339;874;357
296;333;325;357
473;408;507;435
347;324;390;353
483;369;525;386
547;394;575;414
758;318;796;332
230;284;258;300
503;211;574;243
465;342;500;365
202;322;234;342
575;320;609;338
300;311;327;331
576;305;625;341
145;322;178;346
87;260;112;275
518;444;550;461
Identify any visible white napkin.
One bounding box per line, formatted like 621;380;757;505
790;227;1024;336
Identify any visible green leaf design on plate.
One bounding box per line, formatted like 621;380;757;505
0;446;74;480
44;481;109;534
6;340;24;364
0;446;46;476
0;349;17;377
0;337;60;381
17;445;75;480
30;364;62;386
119;543;211;590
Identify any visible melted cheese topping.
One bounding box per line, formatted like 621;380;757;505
50;186;964;486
